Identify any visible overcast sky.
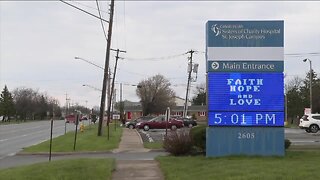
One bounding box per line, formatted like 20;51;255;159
1;1;319;109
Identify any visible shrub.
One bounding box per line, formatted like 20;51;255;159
285;139;291;149
189;125;206;152
163;129;193;156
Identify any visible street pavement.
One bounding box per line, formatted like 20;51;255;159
285;128;320;146
112;128;165;180
0;120;77;160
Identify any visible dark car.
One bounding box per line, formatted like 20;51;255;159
136;116;184;131
181;118;197;128
173;116;197;128
125;116;155;129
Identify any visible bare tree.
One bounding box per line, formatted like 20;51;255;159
285;76;303;93
12;87;61;120
136;74;176;115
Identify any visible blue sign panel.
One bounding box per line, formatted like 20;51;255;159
206;21;284;47
208;111;284;126
207;61;284;72
208;72;284;112
206;127;284;157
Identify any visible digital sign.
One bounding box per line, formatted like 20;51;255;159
206;20;284;157
208;72;284;111
208;112;284;126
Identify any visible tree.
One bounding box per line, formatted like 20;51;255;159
136;74;176;115
300;70;320;113
285;77;304;123
192;83;206;105
0;85;15;121
12;87;61;120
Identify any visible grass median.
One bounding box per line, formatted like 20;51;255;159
156;150;320;180
0;158;114;180
23;123;123;152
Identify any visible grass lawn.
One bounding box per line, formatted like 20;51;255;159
0;158;114;180
23;124;122;152
144;142;163;149
157;150;320;180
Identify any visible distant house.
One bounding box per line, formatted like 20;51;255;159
122;98;207;123
174;96;191;106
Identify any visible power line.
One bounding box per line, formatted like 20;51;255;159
122;52;188;61
95;0;108;42
70;0;109;13
123;0;127;52
59;0;109;23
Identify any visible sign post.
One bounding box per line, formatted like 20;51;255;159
206;20;284;157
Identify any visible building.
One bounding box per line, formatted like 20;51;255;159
123;100;207;123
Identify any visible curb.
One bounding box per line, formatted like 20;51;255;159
16;151;113;156
134;129;145;144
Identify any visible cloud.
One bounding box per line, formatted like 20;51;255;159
1;1;319;108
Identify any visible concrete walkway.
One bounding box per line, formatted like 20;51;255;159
111;128;165;180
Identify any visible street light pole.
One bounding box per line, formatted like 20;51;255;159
303;58;313;113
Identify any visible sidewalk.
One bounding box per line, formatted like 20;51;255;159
112;128;165;180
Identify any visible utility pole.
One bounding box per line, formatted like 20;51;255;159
65;93;70;135
106;48;126;139
113;88;116;130
98;0;115;136
183;50;195;118
107;68;111;123
120;83;124;125
85;100;88;114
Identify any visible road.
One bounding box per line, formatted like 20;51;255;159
138;127;320;146
0;120;81;160
285;128;320;145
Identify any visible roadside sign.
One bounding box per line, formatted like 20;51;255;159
206;20;284;157
304;108;311;115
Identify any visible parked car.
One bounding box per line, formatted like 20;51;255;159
125;116;155;129
65;114;86;123
170;116;197;128
65;114;76;123
136;116;184;131
80;116;88;121
299;114;320;133
180;117;197;128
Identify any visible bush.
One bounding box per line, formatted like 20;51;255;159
285;139;291;149
163;129;193;156
189;125;206;152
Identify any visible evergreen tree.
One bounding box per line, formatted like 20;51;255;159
192;84;206;105
0;85;15;121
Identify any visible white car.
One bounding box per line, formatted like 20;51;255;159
299;114;320;133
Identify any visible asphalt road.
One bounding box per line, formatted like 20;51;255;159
285;128;320;145
0;120;82;160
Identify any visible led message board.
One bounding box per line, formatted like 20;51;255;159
207;73;284;111
208;111;284;126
